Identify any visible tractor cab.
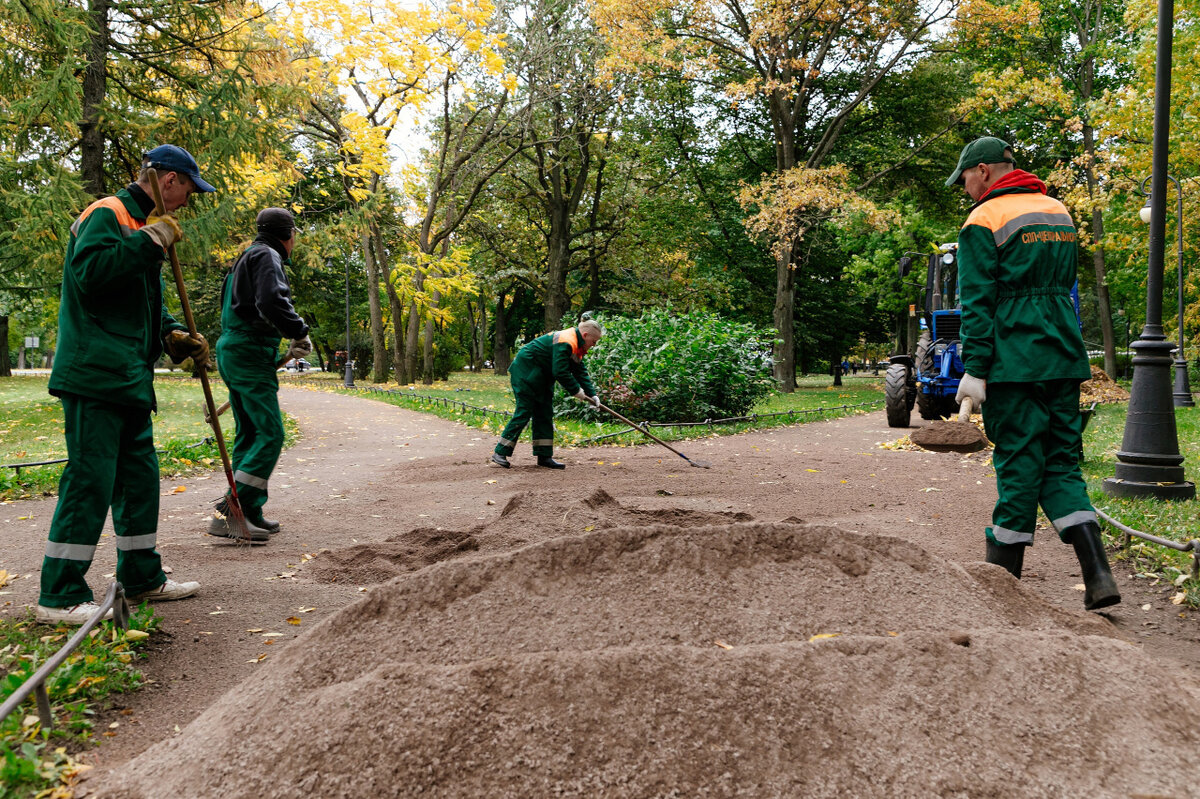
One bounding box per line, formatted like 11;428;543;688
885;244;967;428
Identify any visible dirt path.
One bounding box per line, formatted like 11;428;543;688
2;384;1198;792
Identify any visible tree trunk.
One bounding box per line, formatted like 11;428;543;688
1083;125;1117;377
80;0;110;197
772;243;796;391
0;315;10;377
422;288;441;384
362;232;387;382
385;274;408;384
493;291;512;376
543;203;571;331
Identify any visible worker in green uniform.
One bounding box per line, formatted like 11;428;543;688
491;319;603;470
36;145;212;625
209;207;310;541
949;136;1120;610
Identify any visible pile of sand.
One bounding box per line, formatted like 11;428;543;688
94;521;1200;797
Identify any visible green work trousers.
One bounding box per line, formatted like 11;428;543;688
494;382;555;458
982;379;1095;548
40;394;166;607
216;330;283;525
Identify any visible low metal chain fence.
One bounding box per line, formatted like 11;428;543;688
1096;507;1200;580
0;582;130;730
1;437;216;474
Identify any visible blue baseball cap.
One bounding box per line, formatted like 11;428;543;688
142;144;216;193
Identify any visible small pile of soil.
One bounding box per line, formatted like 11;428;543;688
303;528;479;585
910;420;987;453
94;522;1200;798
1081;365;1130;403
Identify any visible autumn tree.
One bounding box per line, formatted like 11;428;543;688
595;0;958;389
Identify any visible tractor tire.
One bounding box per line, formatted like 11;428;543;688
885;363;912;428
915;330;934;377
917;387;942;420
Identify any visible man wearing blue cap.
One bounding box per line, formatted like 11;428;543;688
35;145;214;625
948;136;1120;611
209;207;310;541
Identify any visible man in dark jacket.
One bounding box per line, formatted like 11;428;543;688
491;320;602;470
209;208;310;540
949;136;1119;610
36;144;212;625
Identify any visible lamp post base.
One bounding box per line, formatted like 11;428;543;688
1103;335;1194;501
344;363;355;388
1173;356;1195;407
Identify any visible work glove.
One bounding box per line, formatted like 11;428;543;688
587;392;601;407
955;373;987;407
285;336;313;362
142;214;183;249
165;330;209;366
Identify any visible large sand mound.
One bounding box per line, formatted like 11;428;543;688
95;522;1199;797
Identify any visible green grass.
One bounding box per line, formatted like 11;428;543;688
1081;401;1200;604
283;370;886;446
0;604;161;799
0;376;299;501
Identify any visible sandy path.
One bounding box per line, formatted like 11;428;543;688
1;384;1197;785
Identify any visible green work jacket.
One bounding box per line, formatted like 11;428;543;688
509;327;597;397
957;172;1091;383
49;186;186;409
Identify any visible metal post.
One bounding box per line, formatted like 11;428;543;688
343;258;355;388
1103;0;1194;500
1172;177;1194;406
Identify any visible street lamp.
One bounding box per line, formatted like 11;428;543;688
1102;0;1195;500
343;258;355;388
1138;175;1194;407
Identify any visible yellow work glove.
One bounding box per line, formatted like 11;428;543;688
143;214;183;249
165;330;209;366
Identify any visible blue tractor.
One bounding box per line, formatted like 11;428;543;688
885;244;965;427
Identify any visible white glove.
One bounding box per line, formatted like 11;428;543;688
955;373;987;406
587;392;601;407
286;336;312;361
574;389;587;402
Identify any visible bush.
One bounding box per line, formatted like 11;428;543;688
554;311;776;423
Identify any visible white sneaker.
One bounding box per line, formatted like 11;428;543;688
129;578;200;602
35;602;114;625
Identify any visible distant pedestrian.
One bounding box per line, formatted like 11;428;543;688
491;320;603;470
210;208;310;541
36;145;212;624
948;136;1119;610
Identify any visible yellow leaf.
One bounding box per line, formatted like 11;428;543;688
808;633;840;642
713;639;733;650
1171;592;1187;605
286;616;301;625
248;654;267;663
124;629;150;641
804;469;819;473
171;486;187;494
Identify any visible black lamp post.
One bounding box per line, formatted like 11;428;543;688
1138;175;1195;407
1102;0;1195;500
343;258;355;388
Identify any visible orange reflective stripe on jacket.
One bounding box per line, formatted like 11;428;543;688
70;196;144;238
552;327;584;357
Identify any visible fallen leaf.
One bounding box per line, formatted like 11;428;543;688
286;616;301;625
1073;584;1086;592
208;610;227;615
248;654;267;663
246;628;264;633
485;479;497;484
1142;604;1152;611
808;633;840;642
170;486;187;494
125;629;150;641
804;469;819;473
298;607;316;613
713;640;733;650
1171;592;1186;605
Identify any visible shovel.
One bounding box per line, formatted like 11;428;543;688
146;169;252;543
579;396;712;468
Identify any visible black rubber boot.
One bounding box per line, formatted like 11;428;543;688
1064;521;1121;610
986;540;1025;579
490;453;511;468
537;456;566;469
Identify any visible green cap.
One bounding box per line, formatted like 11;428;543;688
946;137;1013;186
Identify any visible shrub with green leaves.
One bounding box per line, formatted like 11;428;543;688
555;311;777;423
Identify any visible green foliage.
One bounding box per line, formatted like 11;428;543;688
557;311;775;422
0;604;160;798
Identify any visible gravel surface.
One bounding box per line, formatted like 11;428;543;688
2;383;1197;796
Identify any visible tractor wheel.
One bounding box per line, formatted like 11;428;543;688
885;363;911;427
917;387;942;420
915;330;934;377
